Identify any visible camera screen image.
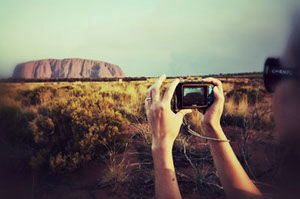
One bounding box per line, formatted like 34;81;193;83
182;86;207;106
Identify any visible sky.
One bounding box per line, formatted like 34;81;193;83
0;0;298;77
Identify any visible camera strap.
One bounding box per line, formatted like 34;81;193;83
182;118;230;142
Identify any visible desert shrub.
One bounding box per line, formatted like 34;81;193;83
17;86;57;106
221;114;248;128
0;84;132;173
128;167;155;198
100;152;130;192
221;113;274;131
226;88;265;106
223;87;274;131
28;95;131;172
184;110;204;133
193;166;223;196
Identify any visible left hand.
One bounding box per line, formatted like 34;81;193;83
145;74;192;151
201;77;225;134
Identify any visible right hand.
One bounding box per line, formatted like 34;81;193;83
145;75;192;152
201;77;225;134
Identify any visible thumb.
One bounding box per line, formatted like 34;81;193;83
177;109;192;117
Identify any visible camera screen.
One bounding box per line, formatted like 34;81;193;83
182;86;207;107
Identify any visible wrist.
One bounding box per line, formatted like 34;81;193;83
151;143;173;155
151;138;174;153
204;122;223;135
151;144;174;170
203;123;229;143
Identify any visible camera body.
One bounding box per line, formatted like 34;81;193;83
174;82;214;111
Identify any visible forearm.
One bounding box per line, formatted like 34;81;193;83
207;125;262;198
152;147;182;199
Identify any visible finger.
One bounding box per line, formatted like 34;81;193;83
204;87;224;114
149;74;166;102
202;77;222;90
162;78;179;104
146;74;166;96
202;77;223;93
177;109;192;118
202;77;221;85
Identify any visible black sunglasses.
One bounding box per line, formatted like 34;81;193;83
264;57;299;93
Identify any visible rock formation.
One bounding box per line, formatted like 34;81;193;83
13;58;125;79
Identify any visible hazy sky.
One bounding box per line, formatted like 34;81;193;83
0;0;298;77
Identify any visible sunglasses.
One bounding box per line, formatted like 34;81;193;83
264;57;299;93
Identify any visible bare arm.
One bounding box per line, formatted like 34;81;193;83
145;75;192;199
202;78;262;198
208;126;261;198
152;147;181;199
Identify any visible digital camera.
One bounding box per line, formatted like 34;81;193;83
173;82;214;111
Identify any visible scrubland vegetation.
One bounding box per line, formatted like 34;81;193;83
0;74;279;198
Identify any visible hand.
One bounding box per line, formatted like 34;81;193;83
202;78;225;134
145;74;192;151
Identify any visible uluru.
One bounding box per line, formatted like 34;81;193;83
12;58;125;79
